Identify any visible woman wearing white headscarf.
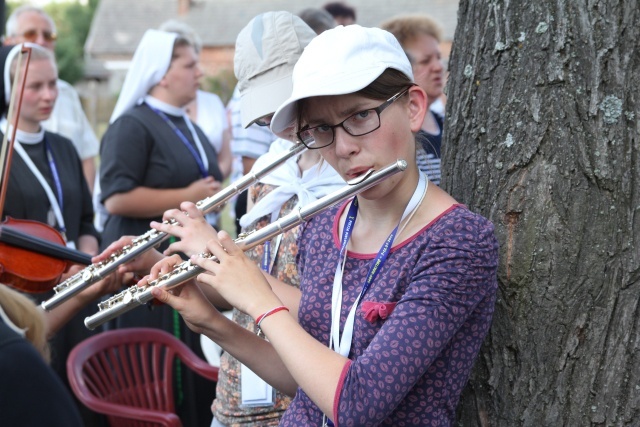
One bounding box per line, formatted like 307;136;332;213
98;29;223;249
97;29;222;425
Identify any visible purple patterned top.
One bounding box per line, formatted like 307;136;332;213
279;203;499;427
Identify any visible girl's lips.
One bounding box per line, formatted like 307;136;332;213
345;167;372;180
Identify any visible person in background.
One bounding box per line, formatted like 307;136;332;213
4;5;100;193
158;19;233;180
225;6;338;237
297;7;336;34
99;29;223;253
0;44;98;256
381;14;446;185
145;24;499;426
158;19;233;230
322;1;357;25
0;284;83;427
0;42;106;426
0;265;129;426
226;86;277;236
97;28;223;426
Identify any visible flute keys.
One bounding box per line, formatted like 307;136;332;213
123;291;133;305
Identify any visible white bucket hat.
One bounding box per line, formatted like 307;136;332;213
235;11;316;128
270;25;414;137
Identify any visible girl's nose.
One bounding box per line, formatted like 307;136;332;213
333;126;360;158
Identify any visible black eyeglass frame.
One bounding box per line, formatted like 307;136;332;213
296;85;414;149
248;114;273;128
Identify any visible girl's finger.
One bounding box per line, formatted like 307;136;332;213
191;254;220;273
213;230;242;257
181;202;202;218
161;208;181;222
150;286;174;305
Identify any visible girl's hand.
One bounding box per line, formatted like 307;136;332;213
78;268;133;303
92;235;163;276
191;231;282;320
61;264;83;282
151;202;218;257
149;281;220;335
136;254;184;288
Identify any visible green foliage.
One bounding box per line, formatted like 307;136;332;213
202;69;237;105
4;1;99;84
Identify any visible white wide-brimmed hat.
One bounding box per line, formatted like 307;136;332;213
235;11;316;128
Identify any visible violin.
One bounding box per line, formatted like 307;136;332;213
0;217;92;293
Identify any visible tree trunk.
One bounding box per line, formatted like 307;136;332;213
445;1;640;425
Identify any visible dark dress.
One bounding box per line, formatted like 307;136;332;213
100;103;223;247
99;102;223;426
2;131;97;243
1;131;101;425
0;317;83;427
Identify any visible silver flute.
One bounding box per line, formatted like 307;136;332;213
84;159;407;330
41;142;308;312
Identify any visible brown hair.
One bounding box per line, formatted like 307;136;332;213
0;284;50;362
171;35;195;60
322;2;356;21
297;68;413;130
380;14;443;46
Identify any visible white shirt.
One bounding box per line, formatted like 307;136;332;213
195;90;228;154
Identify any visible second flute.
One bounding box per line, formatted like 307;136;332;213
84;159;408;330
41;142;307;311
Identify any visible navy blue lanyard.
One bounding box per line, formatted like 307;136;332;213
330;173;427;358
43;136;65;233
339;197;397;302
148;105;209;178
261;240;272;272
322;185;420;427
324;191;417;427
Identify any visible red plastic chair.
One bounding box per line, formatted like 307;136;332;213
67;327;218;427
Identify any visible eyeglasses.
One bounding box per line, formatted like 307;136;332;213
249;113;273;127
296;86;413;149
20;29;57;43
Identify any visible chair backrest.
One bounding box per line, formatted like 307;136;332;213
67;327;218;427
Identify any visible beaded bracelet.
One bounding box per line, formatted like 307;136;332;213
255;305;289;338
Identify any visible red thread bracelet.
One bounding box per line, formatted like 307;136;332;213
255;305;289;336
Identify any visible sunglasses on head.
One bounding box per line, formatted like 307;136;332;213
21;29;57;42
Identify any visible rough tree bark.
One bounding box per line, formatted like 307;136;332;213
444;1;640;425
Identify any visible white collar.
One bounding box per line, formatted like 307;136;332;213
15;127;45;145
0;116;44;144
144;95;187;116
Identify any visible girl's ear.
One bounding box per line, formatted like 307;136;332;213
407;86;428;133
